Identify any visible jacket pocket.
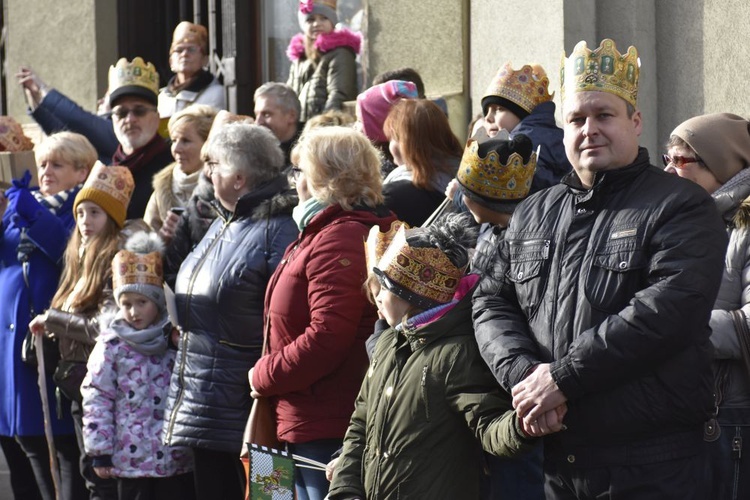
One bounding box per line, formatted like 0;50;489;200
585;235;647;313
506;238;551;319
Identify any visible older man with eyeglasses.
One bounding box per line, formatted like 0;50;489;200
106;57;174;220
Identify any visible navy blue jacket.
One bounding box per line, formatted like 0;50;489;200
30;89;119;164
164;176;298;453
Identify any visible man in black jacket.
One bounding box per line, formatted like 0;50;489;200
472;38;727;499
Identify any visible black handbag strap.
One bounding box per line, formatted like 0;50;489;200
731;309;750;380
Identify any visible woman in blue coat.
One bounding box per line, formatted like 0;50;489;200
0;132;96;500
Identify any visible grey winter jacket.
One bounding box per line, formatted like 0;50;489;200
709;169;750;407
163;176;298;453
473;149;727;458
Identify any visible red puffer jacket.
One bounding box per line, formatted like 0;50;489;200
252;203;396;443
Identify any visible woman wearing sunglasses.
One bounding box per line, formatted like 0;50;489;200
665;112;750;500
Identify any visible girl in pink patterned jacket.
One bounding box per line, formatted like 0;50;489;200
81;232;194;500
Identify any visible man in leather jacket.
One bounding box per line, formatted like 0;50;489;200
472;38;728;499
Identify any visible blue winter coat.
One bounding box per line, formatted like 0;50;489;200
164;176;298;454
30;89;119;164
512;101;572;193
0;181;77;436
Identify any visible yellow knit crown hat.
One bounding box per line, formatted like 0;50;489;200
561;38;640;107
73;162;134;228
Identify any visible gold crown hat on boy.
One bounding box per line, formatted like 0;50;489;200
73;162;135;228
112;231;165;307
373;224;465;310
108;57;160;106
482;62;554;117
365;220;410;274
560;38;640;107
457;133;537;211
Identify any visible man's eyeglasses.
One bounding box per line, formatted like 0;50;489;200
662;154;702;169
291;167;303;180
111;106;157;120
172;45;200;55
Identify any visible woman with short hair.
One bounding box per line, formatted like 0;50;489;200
163;123;298;500
1;131;96;500
250;126;397;500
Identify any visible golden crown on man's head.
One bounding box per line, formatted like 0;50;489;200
108;57;159;96
560;38;640;107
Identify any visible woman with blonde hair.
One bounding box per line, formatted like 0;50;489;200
0;131;96;500
144;104;217;238
250;126;396;500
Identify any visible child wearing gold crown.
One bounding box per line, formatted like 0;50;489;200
457;133;548;499
287;0;360;123
80;231;194;499
328;213;559;500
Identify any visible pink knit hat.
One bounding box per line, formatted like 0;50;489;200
355;81;418;143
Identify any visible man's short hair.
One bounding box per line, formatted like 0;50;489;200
254;82;300;120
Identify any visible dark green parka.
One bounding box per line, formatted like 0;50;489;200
329;277;534;500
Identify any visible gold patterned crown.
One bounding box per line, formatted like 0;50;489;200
112;249;163;290
171;21;208;53
108;57;159;106
457;135;537;203
375;225;464;308
365;220;410;273
483;62;553;114
73;162;134;228
561;38;640;107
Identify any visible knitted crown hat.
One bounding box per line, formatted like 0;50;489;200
112;231;165;309
356;80;418;143
298;0;338;30
73;162;134;228
671;113;750;183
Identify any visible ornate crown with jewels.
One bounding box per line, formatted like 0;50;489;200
112;249;163;290
561;38;640;107
457;136;537;202
375;225;464;307
484;62;554;114
108;57;159;100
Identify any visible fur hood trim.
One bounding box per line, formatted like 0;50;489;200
251;189;298;220
286;28;361;62
734;196;750;229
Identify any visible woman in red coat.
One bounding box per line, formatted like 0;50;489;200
250;126;396;500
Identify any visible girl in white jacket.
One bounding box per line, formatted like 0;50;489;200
81;232;194;500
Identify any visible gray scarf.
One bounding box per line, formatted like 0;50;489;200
109;312;170;355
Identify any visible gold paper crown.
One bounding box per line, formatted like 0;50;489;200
112;249;163;291
561;38;640;107
483;62;553;114
457;138;537;202
171;21;208;53
365;220;409;273
108;57;159;104
376;225;464;307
